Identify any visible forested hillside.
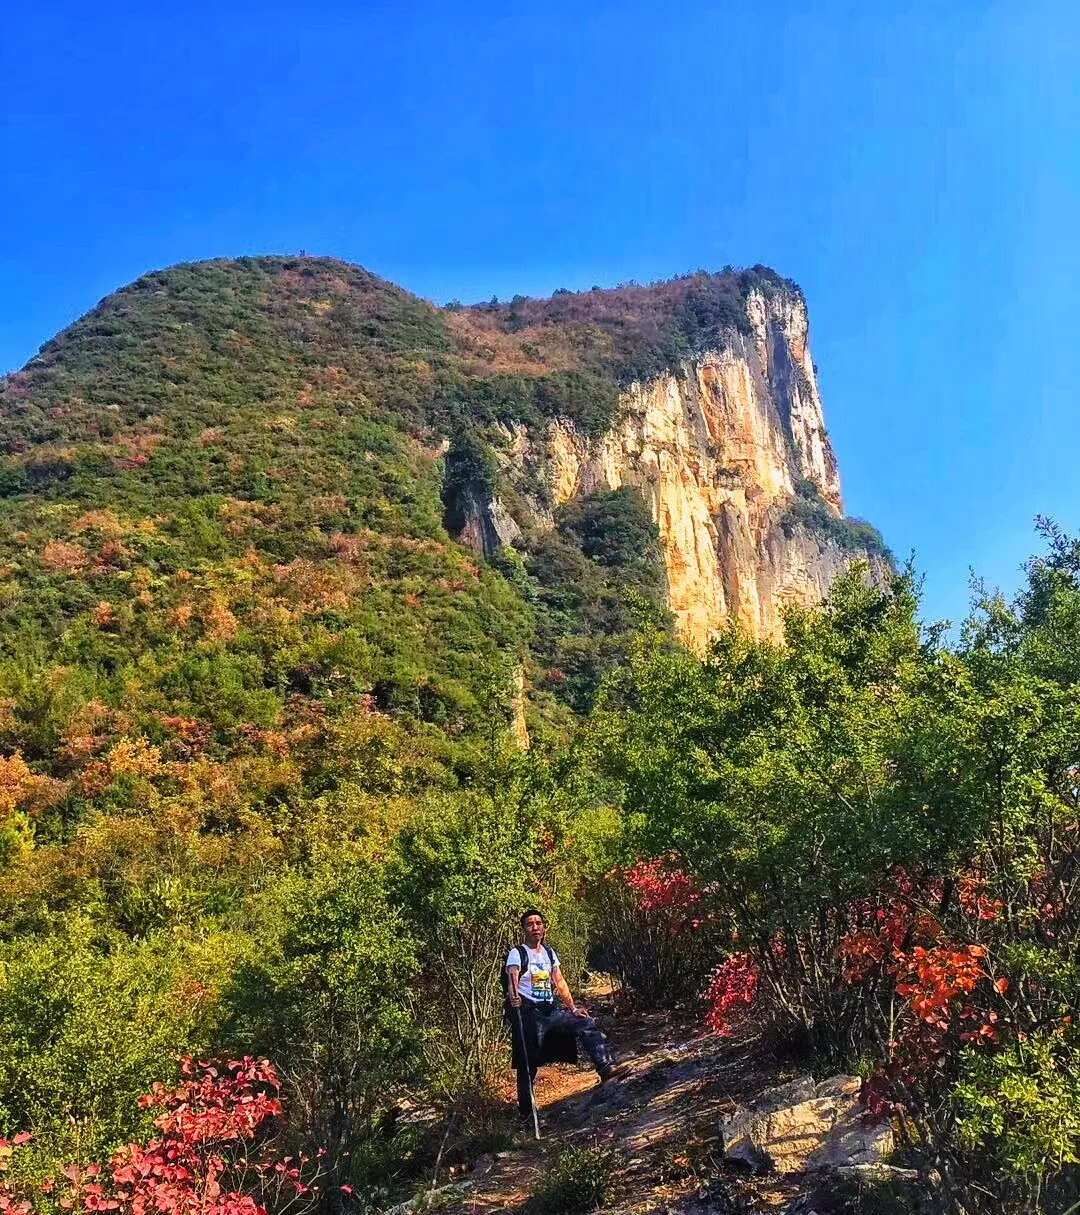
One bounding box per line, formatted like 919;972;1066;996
0;255;683;816
1;258;1076;1215
0;257;777;1205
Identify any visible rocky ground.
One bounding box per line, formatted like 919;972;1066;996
396;1004;912;1215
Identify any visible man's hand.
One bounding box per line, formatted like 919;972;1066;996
570;1004;588;1017
509;991;522;1008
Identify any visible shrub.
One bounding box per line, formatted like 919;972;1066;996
956;1031;1080;1187
557;488;663;597
225;856;421;1195
0;1057;332;1214
387;791;563;1093
585;857;718;1009
529;1144;617;1214
533;371;621;438
703;954;759;1037
781;487;892;561
0;921;231;1167
591;531;1080;1211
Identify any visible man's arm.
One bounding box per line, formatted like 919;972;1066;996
553;966;587;1016
507;965;522;1007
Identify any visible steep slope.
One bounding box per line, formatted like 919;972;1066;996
442;274;888;648
0;257;886;842
544;297;850;647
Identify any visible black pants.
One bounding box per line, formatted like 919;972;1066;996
513;1002;614;1116
516;1062;538;1119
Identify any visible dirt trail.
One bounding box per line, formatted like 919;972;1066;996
436;1009;803;1214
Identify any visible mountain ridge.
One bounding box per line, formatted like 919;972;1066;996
0;256;886;839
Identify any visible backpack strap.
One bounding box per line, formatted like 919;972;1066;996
519;944;555;970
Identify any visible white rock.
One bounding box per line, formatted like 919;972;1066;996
721;1075;893;1176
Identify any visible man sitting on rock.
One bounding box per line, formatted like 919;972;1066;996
504;908;624;1121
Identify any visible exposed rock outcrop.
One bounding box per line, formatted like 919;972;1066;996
510;664;530;751
455;485;523;560
720;1074;893;1176
474;286;888;649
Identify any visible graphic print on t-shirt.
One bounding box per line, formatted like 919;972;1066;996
528;953;553;1001
507;944;560;1003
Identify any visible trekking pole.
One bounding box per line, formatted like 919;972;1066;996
514;1003;541;1141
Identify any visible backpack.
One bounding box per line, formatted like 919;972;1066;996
501;943;556;997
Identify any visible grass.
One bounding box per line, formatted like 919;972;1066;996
528;1144;618;1214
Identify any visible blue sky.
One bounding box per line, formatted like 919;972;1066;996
3;1;1078;627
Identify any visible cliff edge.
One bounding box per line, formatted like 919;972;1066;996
453;276;889;648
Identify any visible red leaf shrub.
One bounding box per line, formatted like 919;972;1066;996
703;953;760;1037
587;856;718;1007
702;866;1019;1116
0;1136;33;1215
621;857;700;922
0;1059;332;1215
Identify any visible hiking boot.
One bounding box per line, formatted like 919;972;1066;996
598;1062;629;1083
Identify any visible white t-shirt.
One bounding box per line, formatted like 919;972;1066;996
506;944;560;1003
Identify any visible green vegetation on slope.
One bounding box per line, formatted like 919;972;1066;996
0;255;915;1214
0;256;680;849
783;478;893;560
0;255;668;1199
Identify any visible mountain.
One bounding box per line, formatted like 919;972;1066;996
449;277;888;648
7;257;1079;1215
0;256;886;841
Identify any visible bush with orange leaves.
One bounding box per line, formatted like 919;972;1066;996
0;752;54;866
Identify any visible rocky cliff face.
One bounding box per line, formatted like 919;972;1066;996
464;287;886;649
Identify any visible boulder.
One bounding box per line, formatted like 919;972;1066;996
382;1182;472;1215
806;1101;893;1171
814;1075;861;1100
720;1075;892;1176
756;1076;820;1109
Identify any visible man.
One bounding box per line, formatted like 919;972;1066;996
505;908;624;1121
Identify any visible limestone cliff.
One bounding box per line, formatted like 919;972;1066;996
462;285;888;649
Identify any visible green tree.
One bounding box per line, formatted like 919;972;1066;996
388;793;551;1093
227;855;420;1193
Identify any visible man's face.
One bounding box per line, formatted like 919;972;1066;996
523;914;545;945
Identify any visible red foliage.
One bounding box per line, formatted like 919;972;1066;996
91;601;116;628
829;869;1011;1109
596;855;718;1007
0;1135;33;1215
619;855;704;918
835;896;922;985
703;953;760;1036
698;865;1019;1113
956;870;1004;923
41;540;89;573
155;714;212;750
0;1059;333;1215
